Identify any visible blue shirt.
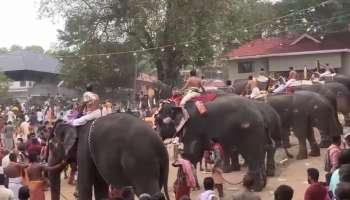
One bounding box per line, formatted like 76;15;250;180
329;169;340;198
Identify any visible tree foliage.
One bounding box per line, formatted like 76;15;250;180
0;73;11;102
39;0;275;86
272;0;350;34
53;41;136;97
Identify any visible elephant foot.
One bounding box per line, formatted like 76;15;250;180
296;153;308;160
309;149;321;157
319;140;332;148
252;177;265;192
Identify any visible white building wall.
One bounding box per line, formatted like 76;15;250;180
8;81;35;92
227;59;268;81
268;53;342;71
340;53;350;76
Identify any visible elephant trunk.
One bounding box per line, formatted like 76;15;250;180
48;169;61;200
160;146;170;200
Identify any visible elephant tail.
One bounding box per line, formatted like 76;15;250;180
160;148;170;200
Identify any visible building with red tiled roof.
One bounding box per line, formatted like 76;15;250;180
224;31;350;80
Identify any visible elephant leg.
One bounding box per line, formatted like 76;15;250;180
48;170;61;200
239;137;266;191
93;169;109;200
308;128;321;157
319;134;332;148
223;152;232;173
77;137;94;200
265;144;276;177
282;127;291;148
230;147;241;171
296;136;308;160
293;119;309;160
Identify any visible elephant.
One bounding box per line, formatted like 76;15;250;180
225;100;293;176
155;95;268;191
253;100;293;175
263;91;342;160
294;82;350;114
323;74;350;91
294;82;350;146
48;114;170;200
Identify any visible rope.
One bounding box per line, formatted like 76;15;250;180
224;179;243;186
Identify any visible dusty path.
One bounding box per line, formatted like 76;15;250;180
46;136;327;200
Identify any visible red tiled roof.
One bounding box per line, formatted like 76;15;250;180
225;31;350;59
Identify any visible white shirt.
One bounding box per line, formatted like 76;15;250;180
7;111;15;123
1;155;10;169
37;111;44;122
0;185;14;200
83;91;99;103
199;190;217;200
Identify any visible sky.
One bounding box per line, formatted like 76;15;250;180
0;0;63;50
0;0;279;51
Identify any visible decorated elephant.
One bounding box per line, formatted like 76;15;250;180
155;95;268;191
264;91;342;160
48;114;169;200
295;82;350;146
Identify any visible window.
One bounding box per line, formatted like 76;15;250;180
20;81;26;87
238;61;254;73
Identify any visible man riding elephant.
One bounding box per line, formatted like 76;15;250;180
246;75;260;99
177;70;206;132
72;83;101;126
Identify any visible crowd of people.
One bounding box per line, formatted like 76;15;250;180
166;134;350;200
0;96;73;200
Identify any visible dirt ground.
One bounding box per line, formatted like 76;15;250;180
46;135;328;200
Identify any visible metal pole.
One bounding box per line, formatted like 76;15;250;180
132;53;138;109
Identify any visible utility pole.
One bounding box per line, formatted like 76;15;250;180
132;52;138;109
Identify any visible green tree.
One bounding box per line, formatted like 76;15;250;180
40;0;274;86
273;0;350;34
0;73;11;102
9;45;23;52
52;41;136;97
24;45;45;53
0;48;8;54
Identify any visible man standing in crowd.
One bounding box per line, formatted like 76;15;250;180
0;174;14;200
329;149;350;197
27;152;65;200
4;153;27;199
3;122;14;151
304;168;328;200
326;135;342;173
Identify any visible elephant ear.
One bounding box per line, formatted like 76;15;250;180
62;126;78;156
